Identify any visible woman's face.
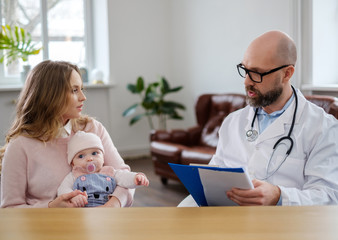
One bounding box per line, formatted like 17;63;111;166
62;70;86;124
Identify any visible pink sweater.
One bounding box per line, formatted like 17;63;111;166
0;119;134;208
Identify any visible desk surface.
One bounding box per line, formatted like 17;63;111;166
0;206;337;240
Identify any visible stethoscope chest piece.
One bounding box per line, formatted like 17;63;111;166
246;129;258;142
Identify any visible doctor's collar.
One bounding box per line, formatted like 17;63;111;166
256;92;295;117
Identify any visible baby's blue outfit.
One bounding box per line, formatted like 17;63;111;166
73;173;117;207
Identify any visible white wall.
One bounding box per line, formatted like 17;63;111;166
105;0;298;156
170;0;297;130
106;0;172;155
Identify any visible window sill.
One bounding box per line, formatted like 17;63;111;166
0;83;116;92
301;84;338;92
0;85;22;92
84;83;116;89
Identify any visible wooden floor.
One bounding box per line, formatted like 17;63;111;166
125;156;189;207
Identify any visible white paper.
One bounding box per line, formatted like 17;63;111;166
198;168;254;206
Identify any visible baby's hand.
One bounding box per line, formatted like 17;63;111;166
135;173;149;186
70;192;88;207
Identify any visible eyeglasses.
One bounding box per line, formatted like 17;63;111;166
237;63;293;83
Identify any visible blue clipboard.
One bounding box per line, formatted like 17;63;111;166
169;163;245;206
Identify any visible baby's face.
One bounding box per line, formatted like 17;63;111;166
72;148;104;171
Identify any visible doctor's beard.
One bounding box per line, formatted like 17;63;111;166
245;85;283;108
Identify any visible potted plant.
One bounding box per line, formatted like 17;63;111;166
0;25;42;81
123;76;186;130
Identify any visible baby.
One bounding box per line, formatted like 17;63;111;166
58;131;149;207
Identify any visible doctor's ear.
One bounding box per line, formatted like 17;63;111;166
282;66;295;82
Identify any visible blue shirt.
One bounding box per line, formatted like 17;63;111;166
257;93;295;133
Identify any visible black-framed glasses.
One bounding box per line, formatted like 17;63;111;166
237;63;293;83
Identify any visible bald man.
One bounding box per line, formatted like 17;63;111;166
180;31;338;206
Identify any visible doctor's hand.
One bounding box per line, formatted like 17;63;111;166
226;179;281;206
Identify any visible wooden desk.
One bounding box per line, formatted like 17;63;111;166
0;206;337;240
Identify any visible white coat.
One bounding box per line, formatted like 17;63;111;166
209;89;338;205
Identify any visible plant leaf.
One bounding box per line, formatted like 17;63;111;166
136;76;144;92
123;75;185;129
0;24;42;65
130;114;144;125
169;114;184;120
142;98;157;110
162;101;186;110
20;27;25;45
122;103;139;117
160;77;170;94
168;86;183;93
127;84;138;93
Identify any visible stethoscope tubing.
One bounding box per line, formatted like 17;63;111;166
247;85;298;179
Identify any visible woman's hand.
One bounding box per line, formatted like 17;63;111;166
48;190;86;208
97;196;121;208
70;192;88;207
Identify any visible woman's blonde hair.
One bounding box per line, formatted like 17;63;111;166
0;60;91;165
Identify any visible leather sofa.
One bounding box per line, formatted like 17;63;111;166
150;93;338;184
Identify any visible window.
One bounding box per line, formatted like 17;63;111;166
0;0;92;85
312;0;338;85
301;0;338;89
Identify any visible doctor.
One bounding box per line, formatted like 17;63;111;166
180;30;338;206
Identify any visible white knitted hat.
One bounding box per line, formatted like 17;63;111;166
67;131;104;165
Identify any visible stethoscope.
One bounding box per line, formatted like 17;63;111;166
246;86;298;180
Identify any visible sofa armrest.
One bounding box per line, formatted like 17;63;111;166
150;126;203;146
186;126;203;146
150;129;171;142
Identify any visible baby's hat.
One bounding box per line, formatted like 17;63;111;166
67;131;104;165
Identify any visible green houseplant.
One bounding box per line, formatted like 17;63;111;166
123;76;186;130
0;25;41;65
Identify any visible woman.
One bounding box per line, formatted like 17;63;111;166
0;60;134;208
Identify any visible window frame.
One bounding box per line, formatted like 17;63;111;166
0;0;94;86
